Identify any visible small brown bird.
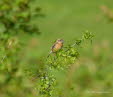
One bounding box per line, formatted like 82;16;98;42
48;39;64;57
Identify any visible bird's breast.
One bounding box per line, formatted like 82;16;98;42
52;43;63;52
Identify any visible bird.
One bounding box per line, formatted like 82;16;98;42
47;39;64;57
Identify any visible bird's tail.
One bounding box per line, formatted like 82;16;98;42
47;51;52;58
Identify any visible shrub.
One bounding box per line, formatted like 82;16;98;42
0;0;42;97
26;31;94;96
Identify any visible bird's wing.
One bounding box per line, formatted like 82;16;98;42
51;42;56;51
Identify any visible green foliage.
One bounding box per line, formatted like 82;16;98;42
0;0;42;97
38;73;56;96
33;31;94;97
0;0;41;36
47;31;94;69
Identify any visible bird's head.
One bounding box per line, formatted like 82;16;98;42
56;39;64;43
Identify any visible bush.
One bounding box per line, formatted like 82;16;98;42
0;0;42;97
25;31;94;96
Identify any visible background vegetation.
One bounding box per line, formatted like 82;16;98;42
0;0;113;97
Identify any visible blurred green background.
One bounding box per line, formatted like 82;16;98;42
0;0;113;97
34;0;113;55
